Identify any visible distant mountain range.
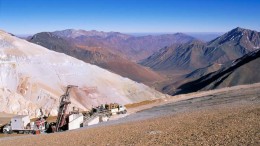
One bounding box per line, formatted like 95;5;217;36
141;27;260;73
40;29;195;61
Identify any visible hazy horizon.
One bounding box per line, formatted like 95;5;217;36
14;30;223;42
14;31;224;36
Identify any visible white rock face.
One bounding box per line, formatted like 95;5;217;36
0;30;166;117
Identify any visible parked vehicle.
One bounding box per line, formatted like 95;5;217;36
3;115;46;134
118;105;127;114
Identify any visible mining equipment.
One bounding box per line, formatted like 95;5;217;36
3;109;48;134
53;85;81;132
2;85;127;134
82;103;127;126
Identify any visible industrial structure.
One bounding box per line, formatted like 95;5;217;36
2;85;127;135
3;112;47;134
55;85;78;132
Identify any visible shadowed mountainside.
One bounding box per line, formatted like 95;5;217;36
164;48;260;95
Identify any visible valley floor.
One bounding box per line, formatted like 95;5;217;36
0;83;259;145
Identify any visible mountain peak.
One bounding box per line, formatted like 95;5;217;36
233;27;245;31
228;27;259;35
226;27;246;36
208;27;260;50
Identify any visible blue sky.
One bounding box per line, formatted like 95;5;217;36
0;0;259;34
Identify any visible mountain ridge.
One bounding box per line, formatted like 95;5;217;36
141;27;260;73
30;29;195;61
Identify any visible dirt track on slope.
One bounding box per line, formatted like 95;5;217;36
0;83;259;145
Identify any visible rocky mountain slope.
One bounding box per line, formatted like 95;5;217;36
28;32;164;84
0;30;167;117
39;29;195;61
185;63;223;79
140;40;208;72
164;48;260;95
141;27;260;73
151;63;223;94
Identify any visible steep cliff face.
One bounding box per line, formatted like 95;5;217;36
0;30;166;117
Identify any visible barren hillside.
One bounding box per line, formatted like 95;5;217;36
0;30;166;117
